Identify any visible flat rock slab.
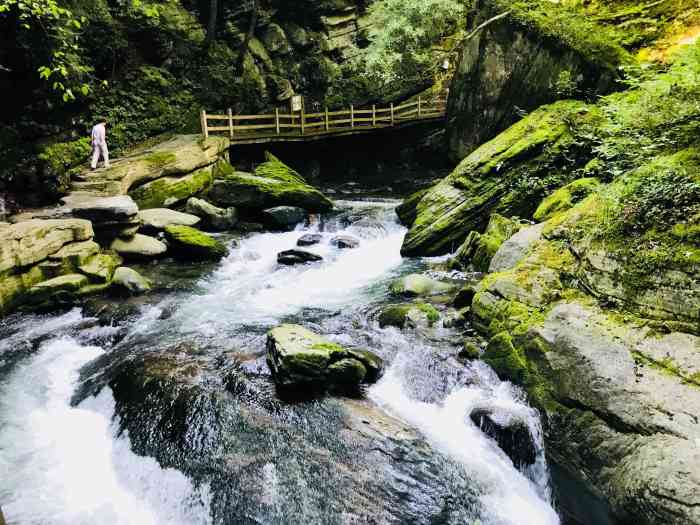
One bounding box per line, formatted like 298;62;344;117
62;195;139;222
139;209;200;230
111;234;167;258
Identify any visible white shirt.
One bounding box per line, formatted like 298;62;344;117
91;123;106;146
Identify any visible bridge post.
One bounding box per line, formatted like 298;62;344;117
325;108;329;131
390;103;394;126
372;105;376;127
350;104;354;128
227;108;234;139
418;96;422;118
200;109;209;140
301;107;305;136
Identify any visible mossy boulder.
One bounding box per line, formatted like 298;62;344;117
389;274;456;298
533;177;601;222
450;214;526;272
401;101;599;256
129;165;214;209
378;303;440;329
110;234;167;259
78;253;123;283
163;225;228;261
207;153;333;212
266;324;383;395
112;266;152;295
185;197;238;231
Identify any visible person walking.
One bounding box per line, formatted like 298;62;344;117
90;119;110;169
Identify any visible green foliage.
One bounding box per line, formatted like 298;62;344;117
37;136;91;177
0;0;91;100
359;0;467;85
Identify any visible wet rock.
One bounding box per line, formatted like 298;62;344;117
297;233;322;247
470;409;537;467
263;206;306;230
236;222;264;233
389;274;456;298
277;249;323;266
138;208;200;233
110;233;167;259
266;324;382;395
163;225;229;261
378;303;440;329
185;197;238;231
330;235;360;249
112;266;152;294
449;214;526;272
78;253;123;283
453;285;477;309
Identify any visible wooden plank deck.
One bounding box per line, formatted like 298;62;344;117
201;96;447;145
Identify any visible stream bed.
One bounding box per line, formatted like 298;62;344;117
0;199;561;525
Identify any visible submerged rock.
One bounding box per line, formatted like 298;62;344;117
185;197;238;231
297;233;322;246
266;324;383;395
163;225;229;261
110;233;167;259
330;235;360;249
277;249;323;266
470;409;537;467
389;274;456;298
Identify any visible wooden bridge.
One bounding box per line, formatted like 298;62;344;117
201;95;447;145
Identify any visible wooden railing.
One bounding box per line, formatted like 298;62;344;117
201;95;447;142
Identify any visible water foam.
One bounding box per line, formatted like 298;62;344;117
0;336;211;525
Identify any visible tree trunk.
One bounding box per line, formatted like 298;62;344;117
205;0;218;47
236;0;259;72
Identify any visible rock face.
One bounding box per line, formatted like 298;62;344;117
533;177;600;222
277;249;323;266
163;225;229;261
185;197;238;231
449;214;525;272
266;324;383;395
446;0;622;161
400;100;598;256
207;153;333;213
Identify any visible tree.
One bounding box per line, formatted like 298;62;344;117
205;0;218;46
0;0;91;101
360;0;466;86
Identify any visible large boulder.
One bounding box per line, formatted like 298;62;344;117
163;225;229;261
75;134;229;195
110;234;167;259
112;266;152;294
266;324;383;395
207;153;333;212
400;100;599;256
185;197;238;231
138;208;200;233
129;165;214;209
446;0;624;161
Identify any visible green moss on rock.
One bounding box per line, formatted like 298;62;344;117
163;225;228;261
534;177;601;222
129;165;214;209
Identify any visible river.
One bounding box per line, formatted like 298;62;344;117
0;199;561;524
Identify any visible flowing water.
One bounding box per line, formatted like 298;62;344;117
0;199;561;525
